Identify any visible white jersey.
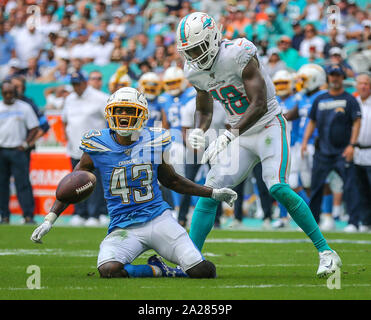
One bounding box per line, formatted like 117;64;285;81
184;38;281;134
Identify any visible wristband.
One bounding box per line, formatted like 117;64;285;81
44;212;58;224
22;141;29;149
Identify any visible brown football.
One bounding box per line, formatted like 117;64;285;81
56;171;96;204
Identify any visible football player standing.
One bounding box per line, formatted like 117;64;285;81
176;12;341;277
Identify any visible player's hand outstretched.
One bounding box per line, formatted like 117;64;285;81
211;188;238;207
31;221;52;244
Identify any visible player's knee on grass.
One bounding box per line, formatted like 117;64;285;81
186;260;216;278
98;261;128;278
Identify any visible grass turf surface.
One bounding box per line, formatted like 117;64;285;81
0;225;370;300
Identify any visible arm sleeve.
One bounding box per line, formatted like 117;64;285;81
348;96;362;121
234;38;258;79
24;104;40;130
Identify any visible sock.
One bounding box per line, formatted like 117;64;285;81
123;264;157;278
270;183;332;252
278;202;288;218
332;205;342;220
189;197;219;251
298;189;310;204
321;194;333;214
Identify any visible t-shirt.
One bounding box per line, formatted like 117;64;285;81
309;91;362;156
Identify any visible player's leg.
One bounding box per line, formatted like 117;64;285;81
260;115;332;252
260;115;341;276
150;210;216;278
0;149;11;223
10;149;35;222
97;227;158;278
189;138;259;251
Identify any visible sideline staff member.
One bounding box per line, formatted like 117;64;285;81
0;81;39;224
301;65;361;224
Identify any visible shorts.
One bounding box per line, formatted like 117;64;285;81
206;114;290;191
97;210;203;271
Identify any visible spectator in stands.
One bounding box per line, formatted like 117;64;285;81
291;21;304;51
110;36;125;63
0;81;39;224
277;35;301;70
328;47;354;78
13;19;45;69
62;72;109;227
323;28;344;59
352;73;371;232
24;57;41;82
88;71;103;91
0;19;16;81
135;34;156;64
122;7;144;39
299;24;325;58
93;31;114;66
44;85;71;110
264;48;286;78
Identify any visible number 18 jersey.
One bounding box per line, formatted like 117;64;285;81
184;38;281;134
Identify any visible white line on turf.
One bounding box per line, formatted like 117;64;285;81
206;238;371;244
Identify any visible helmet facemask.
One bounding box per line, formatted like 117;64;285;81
105;103;148;136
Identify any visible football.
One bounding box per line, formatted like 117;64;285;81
56;170;96;204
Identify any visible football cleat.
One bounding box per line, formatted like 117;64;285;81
147;255;188;278
317;250;342;278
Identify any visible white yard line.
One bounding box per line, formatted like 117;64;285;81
206;238;371;244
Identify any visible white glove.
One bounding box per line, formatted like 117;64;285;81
211;188;238;207
188;128;206;149
30;212;57;244
31;221;52;244
201;130;236;164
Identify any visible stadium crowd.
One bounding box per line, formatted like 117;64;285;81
0;0;370;232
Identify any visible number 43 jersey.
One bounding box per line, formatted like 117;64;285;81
80;127;172;234
184;38;281;134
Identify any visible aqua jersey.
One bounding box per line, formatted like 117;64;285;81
79;127;172;234
296;90;326;144
277;95;300;146
147;97;163;127
184;38;281;133
158;87;196;143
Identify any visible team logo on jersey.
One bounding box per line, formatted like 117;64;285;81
335;107;345;113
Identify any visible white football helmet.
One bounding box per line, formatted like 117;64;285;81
272;70;294;97
138;72;162;100
109;73;132;93
105;87;148;136
176;12;222;70
296;64;326;92
162;66;187;96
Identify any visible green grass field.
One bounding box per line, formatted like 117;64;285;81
0;225;370;300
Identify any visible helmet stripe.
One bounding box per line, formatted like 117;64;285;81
180;14;190;44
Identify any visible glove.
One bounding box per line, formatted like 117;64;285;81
30;212;57;244
201;130;236;164
211;188;238;207
31;221;52;244
188;128;206;149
